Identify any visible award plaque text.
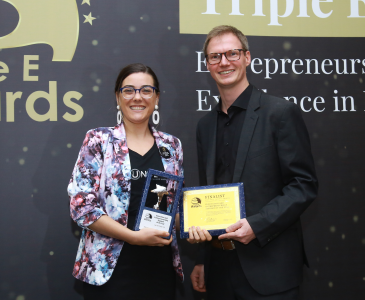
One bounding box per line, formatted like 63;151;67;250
180;183;245;238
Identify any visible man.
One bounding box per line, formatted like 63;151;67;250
188;25;318;299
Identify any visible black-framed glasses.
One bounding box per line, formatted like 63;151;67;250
120;86;157;100
205;49;245;65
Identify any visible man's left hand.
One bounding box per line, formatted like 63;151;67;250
218;218;256;244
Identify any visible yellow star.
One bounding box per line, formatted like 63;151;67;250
82;0;91;5
83;12;96;25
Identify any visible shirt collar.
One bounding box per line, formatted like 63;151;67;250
216;84;253;112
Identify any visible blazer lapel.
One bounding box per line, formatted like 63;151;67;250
232;88;261;183
151;125;174;174
206;112;218;186
112;123;131;181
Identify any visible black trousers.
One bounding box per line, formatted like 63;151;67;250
206;247;299;300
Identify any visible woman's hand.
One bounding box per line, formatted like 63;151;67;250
130;228;173;247
187;226;212;244
88;215;172;246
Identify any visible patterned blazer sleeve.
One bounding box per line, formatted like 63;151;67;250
176;137;184;178
176;137;184;212
67;129;107;229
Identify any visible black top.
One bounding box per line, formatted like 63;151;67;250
215;84;253;185
127;143;167;230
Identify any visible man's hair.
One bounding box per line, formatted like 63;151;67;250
203;25;249;56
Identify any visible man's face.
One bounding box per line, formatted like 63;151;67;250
206;33;251;90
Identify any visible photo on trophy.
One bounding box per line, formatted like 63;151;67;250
145;175;169;212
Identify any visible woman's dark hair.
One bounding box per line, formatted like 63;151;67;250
114;63;160;94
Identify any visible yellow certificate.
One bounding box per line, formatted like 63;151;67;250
181;184;244;234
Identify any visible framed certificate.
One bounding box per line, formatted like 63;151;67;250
179;183;245;238
134;169;184;239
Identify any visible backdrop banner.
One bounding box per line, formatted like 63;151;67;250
0;1;364;299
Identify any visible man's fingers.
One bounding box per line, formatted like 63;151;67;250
226;221;242;233
192;278;199;288
198;272;205;288
218;232;235;240
194;286;206;292
190;265;206;292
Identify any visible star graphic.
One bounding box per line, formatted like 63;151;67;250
83;12;96;25
82;0;91;5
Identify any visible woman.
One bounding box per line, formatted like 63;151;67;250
68;63;183;299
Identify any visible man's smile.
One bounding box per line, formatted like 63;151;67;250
218;70;235;75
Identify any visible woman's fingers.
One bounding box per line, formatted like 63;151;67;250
135;228;172;246
202;228;212;241
187;226;212;244
187;227;196;244
192;226;201;240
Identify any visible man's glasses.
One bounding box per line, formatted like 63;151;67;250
205;49;245;65
120;86;157;100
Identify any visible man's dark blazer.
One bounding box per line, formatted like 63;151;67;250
196;86;318;295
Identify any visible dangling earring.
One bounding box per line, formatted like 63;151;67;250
152;104;160;125
117;105;123;125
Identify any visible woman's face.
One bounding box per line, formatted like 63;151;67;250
116;72;159;126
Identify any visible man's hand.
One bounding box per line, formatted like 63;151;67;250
187;226;212;244
190;264;206;292
218;218;256;244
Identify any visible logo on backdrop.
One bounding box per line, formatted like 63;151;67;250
0;0;79;61
0;0;99;122
180;0;365;37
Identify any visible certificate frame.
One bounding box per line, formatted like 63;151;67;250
134;169;184;239
179;183;245;239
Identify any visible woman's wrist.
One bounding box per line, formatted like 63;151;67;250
123;230;138;245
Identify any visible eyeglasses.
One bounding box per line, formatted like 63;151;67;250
120;86;157;100
205;49;245;65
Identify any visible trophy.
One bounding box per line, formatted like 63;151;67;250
152;185;169;210
134;169;184;239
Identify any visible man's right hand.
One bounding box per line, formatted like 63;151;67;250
191;264;206;292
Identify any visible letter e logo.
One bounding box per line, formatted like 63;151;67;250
0;0;79;61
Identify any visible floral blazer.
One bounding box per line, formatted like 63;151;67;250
68;123;184;285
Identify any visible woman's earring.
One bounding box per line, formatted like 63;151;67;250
152;104;160;125
117;105;123;125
